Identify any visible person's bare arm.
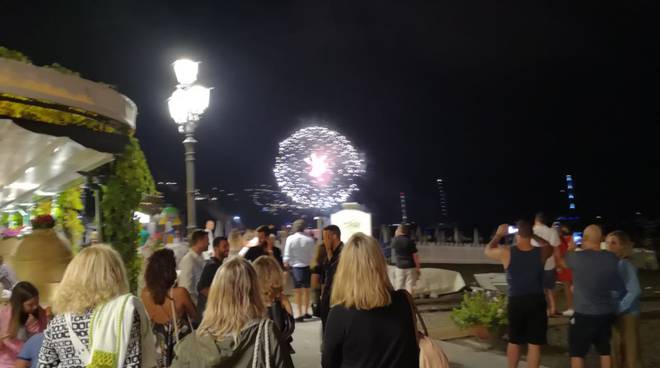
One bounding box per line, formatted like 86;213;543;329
176;287;199;321
484;224;509;263
279;294;293;315
16;359;30;368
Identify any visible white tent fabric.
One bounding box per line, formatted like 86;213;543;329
0;119;112;209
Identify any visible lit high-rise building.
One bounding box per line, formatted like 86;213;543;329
565;174;576;210
399;192;408;224
436;178;449;222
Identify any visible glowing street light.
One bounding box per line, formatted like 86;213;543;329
168;58;211;232
173;59;199;85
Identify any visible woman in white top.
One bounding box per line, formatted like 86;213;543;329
38;245;155;367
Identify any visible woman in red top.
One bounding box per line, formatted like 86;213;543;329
556;224;574;316
0;282;48;367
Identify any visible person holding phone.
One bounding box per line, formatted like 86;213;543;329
485;220;554;368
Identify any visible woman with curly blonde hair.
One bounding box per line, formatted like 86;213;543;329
38;244;155;367
172;257;293;367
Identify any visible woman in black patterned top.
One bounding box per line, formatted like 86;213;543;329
38;245;155;367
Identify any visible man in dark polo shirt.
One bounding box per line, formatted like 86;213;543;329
196;236;229;314
320;225;343;333
391;224;420;294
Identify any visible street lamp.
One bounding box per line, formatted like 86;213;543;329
168;58;211;232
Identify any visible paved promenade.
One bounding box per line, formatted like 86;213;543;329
290;319;547;368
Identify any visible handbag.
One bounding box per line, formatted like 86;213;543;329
403;290;450;368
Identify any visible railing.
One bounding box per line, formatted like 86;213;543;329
414;243;500;264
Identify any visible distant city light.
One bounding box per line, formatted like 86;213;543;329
233;216;241;221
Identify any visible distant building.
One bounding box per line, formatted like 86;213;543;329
436;178;449;222
565;174;576;211
399;192;408;224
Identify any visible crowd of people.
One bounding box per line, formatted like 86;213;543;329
485;213;643;368
0;219;427;368
0;213;645;368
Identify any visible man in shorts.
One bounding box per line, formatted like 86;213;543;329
485;220;553;368
284;219;315;322
565;225;622;368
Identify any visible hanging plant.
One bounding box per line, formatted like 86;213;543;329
102;137;155;292
0;212;8;228
53;186;84;251
9;213;23;228
31;197;53;218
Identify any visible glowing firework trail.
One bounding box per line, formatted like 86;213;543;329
274;126;365;209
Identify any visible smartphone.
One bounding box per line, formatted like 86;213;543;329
508;226;518;235
572;232;583;245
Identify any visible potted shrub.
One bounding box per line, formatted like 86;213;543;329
450;290;507;341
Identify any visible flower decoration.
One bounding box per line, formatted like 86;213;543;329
31;214;56;229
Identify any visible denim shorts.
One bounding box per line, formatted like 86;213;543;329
291;266;311;288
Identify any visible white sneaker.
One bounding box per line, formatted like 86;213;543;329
562;309;574;317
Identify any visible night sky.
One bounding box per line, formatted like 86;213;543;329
2;1;659;229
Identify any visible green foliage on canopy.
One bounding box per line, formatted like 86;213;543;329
0;46;31;63
102;137;155;292
53;186;84;252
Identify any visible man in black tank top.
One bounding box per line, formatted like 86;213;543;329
485;220;554;368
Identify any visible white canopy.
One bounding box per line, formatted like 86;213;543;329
0;119;113;209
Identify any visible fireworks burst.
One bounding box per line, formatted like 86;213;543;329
274;126;365;209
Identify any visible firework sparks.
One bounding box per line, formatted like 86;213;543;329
274;126;365;209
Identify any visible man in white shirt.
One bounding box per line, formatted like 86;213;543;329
203;219;216;260
178;230;209;311
284;219;315;321
532;212;561;316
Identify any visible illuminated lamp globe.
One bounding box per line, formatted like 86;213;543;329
168;88;190;124
173;59;199;85
188;85;211;115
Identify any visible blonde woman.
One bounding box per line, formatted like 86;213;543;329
172;257;293;368
322;233;419;368
606;231;643;368
38;245;155;368
253;256;295;354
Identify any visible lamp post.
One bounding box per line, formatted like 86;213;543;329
168;59;211;233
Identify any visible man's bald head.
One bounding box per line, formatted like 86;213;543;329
583;224;603;250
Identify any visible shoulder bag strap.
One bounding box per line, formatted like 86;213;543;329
64;313;91;363
402;289;428;338
264;319;271;368
252;320;265;368
169;288;180;343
